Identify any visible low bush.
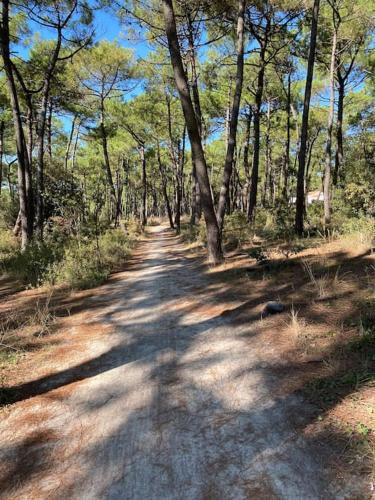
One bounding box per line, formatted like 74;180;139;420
53;241;109;289
3;240;64;287
0;223;139;290
340;217;375;247
52;227;137;289
0;229;18;261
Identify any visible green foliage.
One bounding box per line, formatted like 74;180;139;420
223;211;252;248
53;241;109;290
53;227;138;289
3;240;64;287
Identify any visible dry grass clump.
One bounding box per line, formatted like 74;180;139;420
0;292;56;361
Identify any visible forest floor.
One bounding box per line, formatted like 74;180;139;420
0;225;374;499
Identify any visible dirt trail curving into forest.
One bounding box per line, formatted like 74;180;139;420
0;226;366;499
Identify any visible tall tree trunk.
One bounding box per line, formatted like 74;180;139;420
334;76;344;186
71;120;81;171
324;23;338;229
140;145;147;227
64;115;76;170
175;127;186;233
186;10;203;225
295;0;320;235
35;30;62;240
216;0;246;231
248;42;267;221
100;103;117;220
0;0;33;249
162;0;223;264
283;71;291;201
47;98;53;159
157;144;174;229
243;105;252;211
263;99;272;206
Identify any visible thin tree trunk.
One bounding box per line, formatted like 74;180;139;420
334;77;344;186
324;24;338;228
295;0;320;235
162;0;223;264
243;105;252;211
140;145;147;227
157;144;174;229
100;103;117;219
0;0;33;249
248;44;266;221
263;99;272;206
175;127;186;233
47;99;53;159
35;30;62;240
216;0;246;231
283;72;291;201
71;120;80;171
64;116;76;170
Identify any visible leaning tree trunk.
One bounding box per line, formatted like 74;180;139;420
162;0;223;264
186;10;203;225
323;25;338;229
216;0;246;231
295;0;320;235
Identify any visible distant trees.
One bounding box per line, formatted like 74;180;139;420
0;0;374;261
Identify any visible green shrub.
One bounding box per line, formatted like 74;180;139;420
3;241;64;287
99;229;131;269
340;217;375;244
53;228;137;289
53;242;109;289
0;229;18;261
180;221;205;245
223;211;251;248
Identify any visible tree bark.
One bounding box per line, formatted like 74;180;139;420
247;40;267;222
35;28;62;240
324;21;338;229
175;127;186;233
186;10;203;225
162;0;223;264
157;144;174;229
100;103;117;221
0;0;33;249
140;145;147;227
333;76;344;186
282;71;291;201
64;115;76;170
216;0;246;231
295;0;320;235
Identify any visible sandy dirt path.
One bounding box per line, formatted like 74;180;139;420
0;227;365;499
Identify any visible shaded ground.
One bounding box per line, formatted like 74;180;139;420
0;226;373;499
